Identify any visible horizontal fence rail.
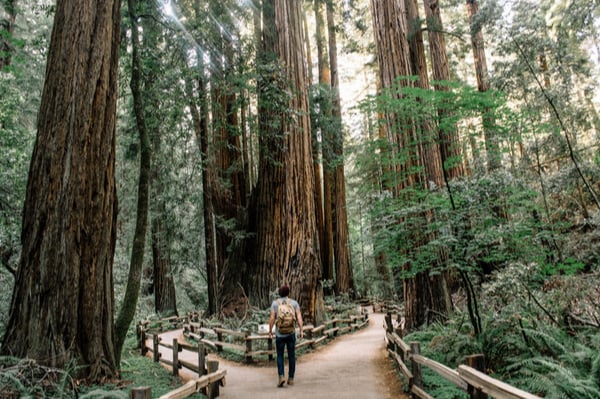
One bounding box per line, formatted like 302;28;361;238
135;304;370;398
130;368;226;399
383;312;542;399
138;307;369;364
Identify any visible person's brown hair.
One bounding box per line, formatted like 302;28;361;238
278;284;290;297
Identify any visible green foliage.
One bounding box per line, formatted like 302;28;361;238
0;357;79;398
540;257;585;277
504;327;600;398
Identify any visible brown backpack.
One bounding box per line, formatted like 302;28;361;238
276;298;296;334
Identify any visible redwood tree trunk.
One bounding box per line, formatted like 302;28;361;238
326;0;354;296
115;0;151;361
250;0;324;324
371;0;451;328
1;0;120;381
314;0;334;285
467;0;500;171
185;56;218;315
151;208;178;316
423;0;465;179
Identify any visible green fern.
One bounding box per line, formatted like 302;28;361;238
502;326;600;398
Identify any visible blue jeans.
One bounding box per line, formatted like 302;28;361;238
276;333;296;378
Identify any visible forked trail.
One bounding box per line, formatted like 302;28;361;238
156;311;408;399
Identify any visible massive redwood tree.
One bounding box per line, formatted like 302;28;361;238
1;0;121;381
246;0;324;323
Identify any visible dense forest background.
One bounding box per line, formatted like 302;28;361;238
1;0;600;397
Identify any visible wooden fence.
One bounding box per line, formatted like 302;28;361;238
136;315;226;399
383;313;542;399
181;310;370;362
134;307;369;397
130;368;226;399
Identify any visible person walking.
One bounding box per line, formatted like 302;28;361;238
269;284;304;387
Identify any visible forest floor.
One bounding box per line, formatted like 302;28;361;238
152;309;408;398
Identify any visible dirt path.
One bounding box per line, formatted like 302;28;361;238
152;311;407;398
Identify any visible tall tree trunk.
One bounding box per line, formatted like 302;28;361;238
326;0;354;296
249;0;324;324
186;1;218;316
405;0;451;328
313;0;334;285
423;0;465;179
371;0;451;328
467;0;500;171
115;0;152;361
185;54;218;315
370;0;413;301
1;0;120;381
405;0;443;188
151;205;178;316
209;0;249;316
0;0;16;71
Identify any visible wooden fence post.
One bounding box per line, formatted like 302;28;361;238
268;336;274;361
153;335;160;362
130;387;151;399
206;360;220;399
139;328;147;356
466;354;488;399
410;342;423;390
245;330;252;363
216;329;223;352
172;338;179;377
385;313;393;333
198;342;206;376
385;313;394;350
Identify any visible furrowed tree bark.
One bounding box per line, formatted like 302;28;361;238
371;0;451;328
313;0;334;285
207;0;250;317
423;0;465;179
1;0;120;381
404;0;451;327
326;0;354;296
249;0;324;324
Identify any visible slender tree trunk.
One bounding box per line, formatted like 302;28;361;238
423;0;465;178
151;205;178;316
209;0;249;316
186;1;219;316
0;0;16;71
1;0;120;381
370;0;413;300
314;0;334;285
467;0;500;171
326;0;354;296
405;0;443;187
404;0;451;328
115;0;152;361
185;57;218;316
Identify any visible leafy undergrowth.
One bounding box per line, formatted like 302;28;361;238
0;341;204;398
402;267;600;399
